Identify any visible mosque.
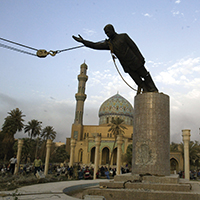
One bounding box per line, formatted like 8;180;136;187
66;63;183;173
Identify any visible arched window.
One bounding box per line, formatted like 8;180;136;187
101;147;110;165
113;147;117;165
78;149;83;163
170;158;179;173
90;147;95;164
106;117;109;124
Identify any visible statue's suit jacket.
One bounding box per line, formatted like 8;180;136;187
83;33;145;73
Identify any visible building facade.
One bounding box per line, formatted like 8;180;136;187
68;63;134;167
67;62;184;173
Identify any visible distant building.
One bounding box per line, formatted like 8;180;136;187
55;141;65;147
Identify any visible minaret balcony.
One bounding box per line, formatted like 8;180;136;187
75;93;87;101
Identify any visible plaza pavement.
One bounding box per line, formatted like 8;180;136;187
0;179;108;200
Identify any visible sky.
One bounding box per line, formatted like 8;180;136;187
0;0;200;143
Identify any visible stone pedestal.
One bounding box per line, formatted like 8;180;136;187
182;129;191;180
44;139;52;176
69;139;76;167
84;173;198;200
14;139;24;174
94;136;101;180
132;93;170;176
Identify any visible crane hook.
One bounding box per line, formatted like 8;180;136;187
36;49;57;58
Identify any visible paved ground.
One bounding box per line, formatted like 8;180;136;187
1;178;200;200
0;179;108;200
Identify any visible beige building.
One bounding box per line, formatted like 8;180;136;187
67;62;184;172
170;149;184;174
67;63;133;167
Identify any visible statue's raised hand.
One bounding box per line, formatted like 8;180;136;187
72;35;84;43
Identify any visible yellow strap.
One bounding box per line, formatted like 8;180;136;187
108;40;137;91
111;53;137;91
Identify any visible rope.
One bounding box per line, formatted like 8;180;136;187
110;53;137;92
107;40;137;91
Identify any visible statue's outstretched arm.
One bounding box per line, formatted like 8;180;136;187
72;35;109;50
72;35;84;43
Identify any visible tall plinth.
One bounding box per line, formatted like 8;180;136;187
132;92;170;176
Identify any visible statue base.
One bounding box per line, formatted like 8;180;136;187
132;92;170;176
83;174;200;200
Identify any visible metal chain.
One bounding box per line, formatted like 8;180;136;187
0;43;37;57
0;37;38;51
56;45;84;54
0;37;85;58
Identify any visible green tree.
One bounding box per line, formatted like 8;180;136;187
40;126;57;160
41;126;57;141
50;145;69;163
124;144;132;167
13;138;37;163
24;119;42;158
107;118;127;167
1;108;25;160
0;131;5;160
2;108;25;135
170;142;179;152
24;119;42;139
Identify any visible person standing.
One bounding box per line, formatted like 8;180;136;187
9;155;17;175
105;168;110;179
33;156;42;175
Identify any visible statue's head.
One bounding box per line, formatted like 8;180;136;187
104;24;116;39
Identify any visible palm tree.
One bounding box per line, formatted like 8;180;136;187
24;119;42;158
40;126;57;160
24;119;42;139
170;142;179;152
41;126;57;141
107;118;127;167
1;108;25;160
2;108;25;135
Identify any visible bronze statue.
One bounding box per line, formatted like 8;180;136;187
73;24;158;93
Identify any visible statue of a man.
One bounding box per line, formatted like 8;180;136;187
73;24;158;93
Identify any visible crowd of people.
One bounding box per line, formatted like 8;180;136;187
0;156;131;180
3;157;200;182
178;170;200;180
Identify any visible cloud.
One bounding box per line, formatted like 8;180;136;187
152;57;200;142
0;94;76;142
142;13;152;18
175;0;181;4
155;57;200;88
171;10;184;17
83;28;96;36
